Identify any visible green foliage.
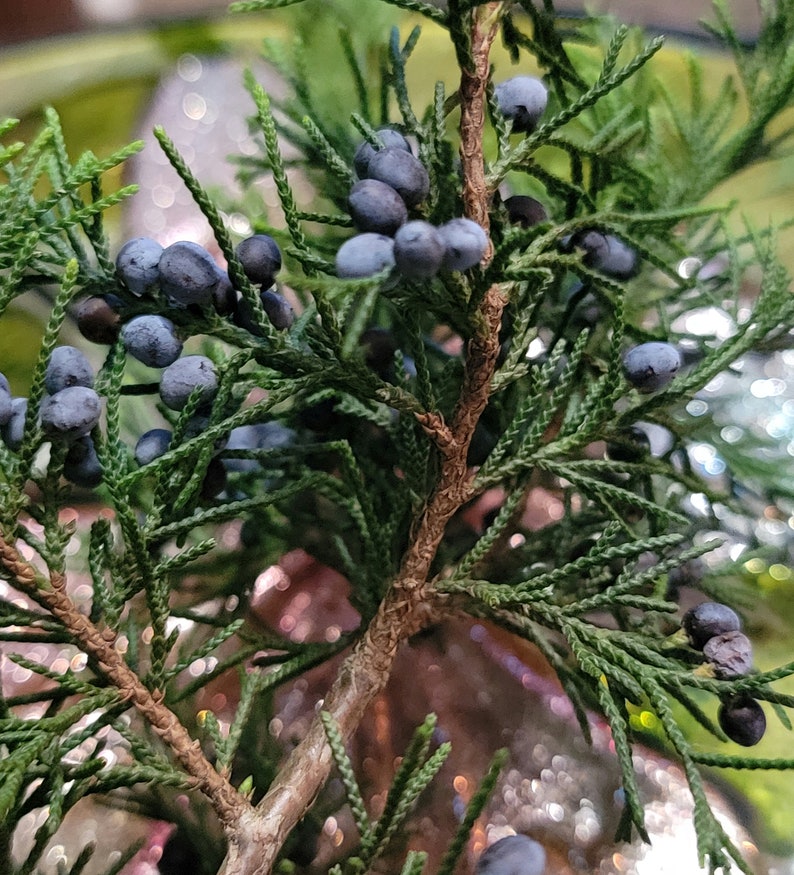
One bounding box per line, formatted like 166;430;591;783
2;1;794;873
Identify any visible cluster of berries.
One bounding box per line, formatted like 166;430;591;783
336;127;487;280
1;349;104;487
683;602;765;746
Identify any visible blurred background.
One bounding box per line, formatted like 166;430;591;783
2;1;794;873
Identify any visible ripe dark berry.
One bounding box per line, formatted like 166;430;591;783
200;456;228;499
438;218;488;271
622;342;682;393
45;346;94;394
261;290;295;331
718;696;766;747
236;234;282;287
40;387;102;441
135;429;172;466
353;128;412;178
1;397;27;450
504;195;548;227
159;241;220;307
348;179;408;236
63;435;103;487
336;233;395;279
115;237;163;296
360;328;397;380
475;834;547;875
494;75;548;133
393;221;445;279
683;602;741;650
159;355;218;411
576;231;639;280
75;295;122;345
223;421;296;473
605;426;650;462
213;271;237;317
366;148;429;208
122;315;183;369
704;630;753;679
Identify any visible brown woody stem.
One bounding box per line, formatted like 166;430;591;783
229;6;508;874
0;535;249;832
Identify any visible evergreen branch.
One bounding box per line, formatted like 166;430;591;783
0;534;250;832
437;747;508;875
320;710;373;842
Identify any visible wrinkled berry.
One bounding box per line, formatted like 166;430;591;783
704;630;754;679
159;355;219;411
438;218;488;271
45;346;94;394
75;295;123;345
261;290;295;331
366;148;429;208
236;234;282;287
348;179;408;236
159;241;220;307
393;221;445;279
718;696;766;747
135;429;173;466
494;76;548;133
122;315;183;369
683;602;741;650
336;233;395;279
475;834;547;875
354;128;412;178
63;435;103;487
116;237;163;296
622;342;682;393
40;386;102;441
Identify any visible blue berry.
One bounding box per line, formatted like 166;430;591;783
393;221;444;279
40;386;102;441
122;315;183;368
683;602;741;650
348;179;408;236
577;231;639;279
622;342;682;393
159;241;220;307
213;270;238;317
63;435;103;487
1;397;27;450
75;295;122;345
0;373;12;426
116;237;163;296
336;233;395;279
261;289;295;331
494;76;548;133
718;696;766;746
366;148;429;208
135;428;172;465
704;630;753;679
438;218;488;271
475;834;546;875
45;346;94;394
236;234;282;287
159;355;218;411
224;421;296;473
354;128;412;178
